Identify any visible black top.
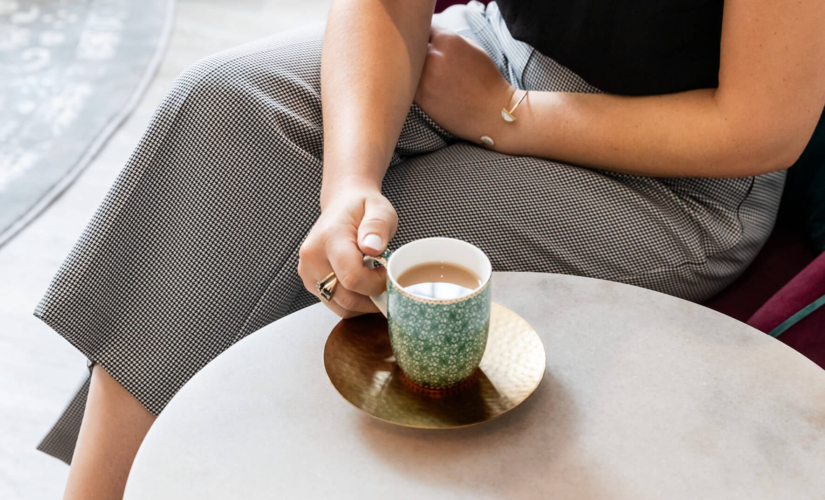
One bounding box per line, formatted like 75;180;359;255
496;0;725;96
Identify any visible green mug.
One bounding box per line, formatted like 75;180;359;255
363;237;493;388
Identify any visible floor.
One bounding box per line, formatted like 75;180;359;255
0;1;331;498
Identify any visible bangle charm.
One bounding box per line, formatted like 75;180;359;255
501;90;528;123
480;90;527;148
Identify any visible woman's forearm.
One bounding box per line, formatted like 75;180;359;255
412;30;811;179
320;0;435;206
488;0;825;179
494;88;799;179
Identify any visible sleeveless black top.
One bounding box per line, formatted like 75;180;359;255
496;0;725;96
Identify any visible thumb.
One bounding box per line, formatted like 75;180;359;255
357;196;397;256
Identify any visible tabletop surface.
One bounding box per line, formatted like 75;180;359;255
124;272;825;500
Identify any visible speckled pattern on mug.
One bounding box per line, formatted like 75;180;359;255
387;279;491;388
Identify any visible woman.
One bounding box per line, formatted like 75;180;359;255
36;0;823;498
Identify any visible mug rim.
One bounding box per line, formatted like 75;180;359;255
386;237;492;304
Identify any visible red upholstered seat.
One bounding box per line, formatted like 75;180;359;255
703;223;823;369
747;251;825;369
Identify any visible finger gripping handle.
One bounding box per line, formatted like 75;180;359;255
362;250;392;317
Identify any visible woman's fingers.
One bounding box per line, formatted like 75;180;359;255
298;187;396;318
331;285;381;314
297;250;352;317
327;238;386;312
326;234;386;297
298;233;384;318
357;195;396;257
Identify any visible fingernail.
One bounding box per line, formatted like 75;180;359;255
363;234;384;251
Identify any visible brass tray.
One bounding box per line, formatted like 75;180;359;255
324;302;546;429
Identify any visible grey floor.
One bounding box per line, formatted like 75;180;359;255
0;1;331;498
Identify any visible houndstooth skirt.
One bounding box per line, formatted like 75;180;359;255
35;1;784;464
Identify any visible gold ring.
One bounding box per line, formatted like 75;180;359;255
319;277;338;301
316;272;338;301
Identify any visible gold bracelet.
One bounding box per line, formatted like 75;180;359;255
501;90;528;122
479;90;529;148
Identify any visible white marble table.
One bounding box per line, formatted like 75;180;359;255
124;273;825;500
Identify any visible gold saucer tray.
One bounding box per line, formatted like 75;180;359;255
324;302;546;429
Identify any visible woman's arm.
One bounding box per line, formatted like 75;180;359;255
418;0;825;178
298;0;436;318
320;0;435;202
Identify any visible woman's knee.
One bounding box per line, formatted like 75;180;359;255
174;31;322;111
155;31;325;158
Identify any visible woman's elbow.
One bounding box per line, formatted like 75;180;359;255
760;141;805;174
724;126;812;177
775;142;808;172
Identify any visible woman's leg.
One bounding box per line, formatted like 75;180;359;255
62;365;155;500
37;21;469;496
285;140;784;314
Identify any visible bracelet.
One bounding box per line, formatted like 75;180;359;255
479;90;528;148
501;90;528;123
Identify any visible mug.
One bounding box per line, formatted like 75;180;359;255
363;237;493;388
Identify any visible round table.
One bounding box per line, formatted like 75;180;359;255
124;273;825;499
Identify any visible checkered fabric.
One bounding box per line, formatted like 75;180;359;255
35;1;784;464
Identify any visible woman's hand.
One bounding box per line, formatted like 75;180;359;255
298;182;396;318
414;27;516;143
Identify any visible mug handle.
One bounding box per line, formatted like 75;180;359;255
362;249;392;317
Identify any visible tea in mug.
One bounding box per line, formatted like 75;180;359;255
396;262;482;300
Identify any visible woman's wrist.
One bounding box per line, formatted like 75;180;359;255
492;83;519;143
320;145;386;209
320;174;383;211
491;88;559;157
478;82;525;153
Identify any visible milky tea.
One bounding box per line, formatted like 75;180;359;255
396;262;482;300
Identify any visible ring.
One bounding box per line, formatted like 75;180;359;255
316;271;338;302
